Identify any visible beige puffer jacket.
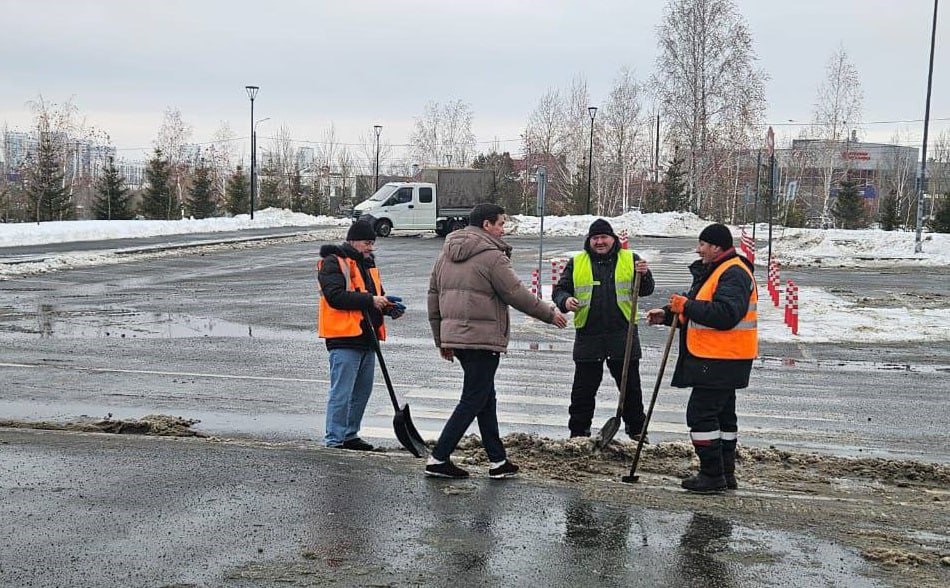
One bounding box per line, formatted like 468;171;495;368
428;226;556;352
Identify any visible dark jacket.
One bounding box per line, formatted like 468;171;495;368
317;242;385;351
552;239;654;362
661;248;755;389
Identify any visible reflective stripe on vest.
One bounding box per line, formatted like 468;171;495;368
572;249;636;328
317;256;386;341
684;257;756;359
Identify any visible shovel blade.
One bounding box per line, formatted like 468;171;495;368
393;404;428;458
593;416;622;451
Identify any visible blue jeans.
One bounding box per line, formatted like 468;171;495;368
325;348;376;447
432;349;505;463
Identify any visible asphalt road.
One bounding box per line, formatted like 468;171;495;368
0;428;881;588
0;230;946;462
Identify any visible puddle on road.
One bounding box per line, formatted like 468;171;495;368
0;305;309;340
0;304;946;373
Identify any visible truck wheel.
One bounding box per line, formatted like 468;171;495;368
374;219;393;237
448;219;466;233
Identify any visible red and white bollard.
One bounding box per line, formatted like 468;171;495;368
784;279;792;326
788;280;799;335
769;260;781;307
531;268;540;299
551;258;567;289
740;227;756;263
619;229;629;250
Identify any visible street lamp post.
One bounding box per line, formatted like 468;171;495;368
245;85;259;219
373;124;382;191
916;0;938;253
586;106;598;215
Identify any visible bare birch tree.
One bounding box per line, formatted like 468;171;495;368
600;67;645;215
154;108;193;215
409;100;476;168
653;0;767;215
809;45;863;222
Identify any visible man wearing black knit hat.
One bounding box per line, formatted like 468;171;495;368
647;223;758;494
316;218;404;451
553;218;654;441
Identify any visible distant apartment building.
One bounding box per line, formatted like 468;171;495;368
2;129;118;183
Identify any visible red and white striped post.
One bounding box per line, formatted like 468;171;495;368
619;229;629;249
789;280;799;335
551;258;567;289
740;227;756;263
531;268;540;299
784;279;792;326
770;260;781;307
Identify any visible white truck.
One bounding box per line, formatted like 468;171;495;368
351;168;495;237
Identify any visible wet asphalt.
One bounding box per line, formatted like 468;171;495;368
0;428;881;588
1;226;946;586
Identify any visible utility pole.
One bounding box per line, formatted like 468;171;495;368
916;0;938;253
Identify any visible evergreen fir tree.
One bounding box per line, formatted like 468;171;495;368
288;166;305;213
93;157;133;220
257;164;283;209
26;131;72;221
879;191;900;231
928;192;950;233
832;176;867;229
186;160;216;219
472;151;522;214
783;198;807;228
225;166;250;215
662;155;689;212
140;149;175;219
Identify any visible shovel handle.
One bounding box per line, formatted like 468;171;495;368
626;315;678;481
615;271;642;417
361;309;401;412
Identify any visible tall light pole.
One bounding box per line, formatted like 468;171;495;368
916;0;938;253
373;124;382;191
245;85;259;219
586;106;598;215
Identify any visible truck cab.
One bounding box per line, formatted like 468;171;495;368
352;182;437;237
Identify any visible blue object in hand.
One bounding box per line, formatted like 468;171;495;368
386;295;403;304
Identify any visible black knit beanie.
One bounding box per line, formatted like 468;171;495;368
346;219;376;241
587;218;617;238
698;223;733;250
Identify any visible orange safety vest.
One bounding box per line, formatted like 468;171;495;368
684;257;757;359
317;255;386;341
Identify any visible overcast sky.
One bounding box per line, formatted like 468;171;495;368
1;0;946;162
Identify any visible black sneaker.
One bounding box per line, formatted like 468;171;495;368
488;460;520;479
341;438;374;451
629;433;650;444
425;460;470;479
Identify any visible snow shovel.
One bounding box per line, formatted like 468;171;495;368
622;315;679;484
593;271;642;451
362;309;428;458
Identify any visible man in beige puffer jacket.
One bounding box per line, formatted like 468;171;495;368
425;203;568;479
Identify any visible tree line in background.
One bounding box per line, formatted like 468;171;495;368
2;0;949;232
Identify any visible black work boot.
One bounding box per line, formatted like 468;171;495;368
681;440;727;494
721;438;738;490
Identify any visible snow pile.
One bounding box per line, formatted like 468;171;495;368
0;208;350;248
770;227;950;267
508;210;710;238
755;285;950;343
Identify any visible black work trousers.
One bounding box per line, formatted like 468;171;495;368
685;386;738;435
568;359;645;436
